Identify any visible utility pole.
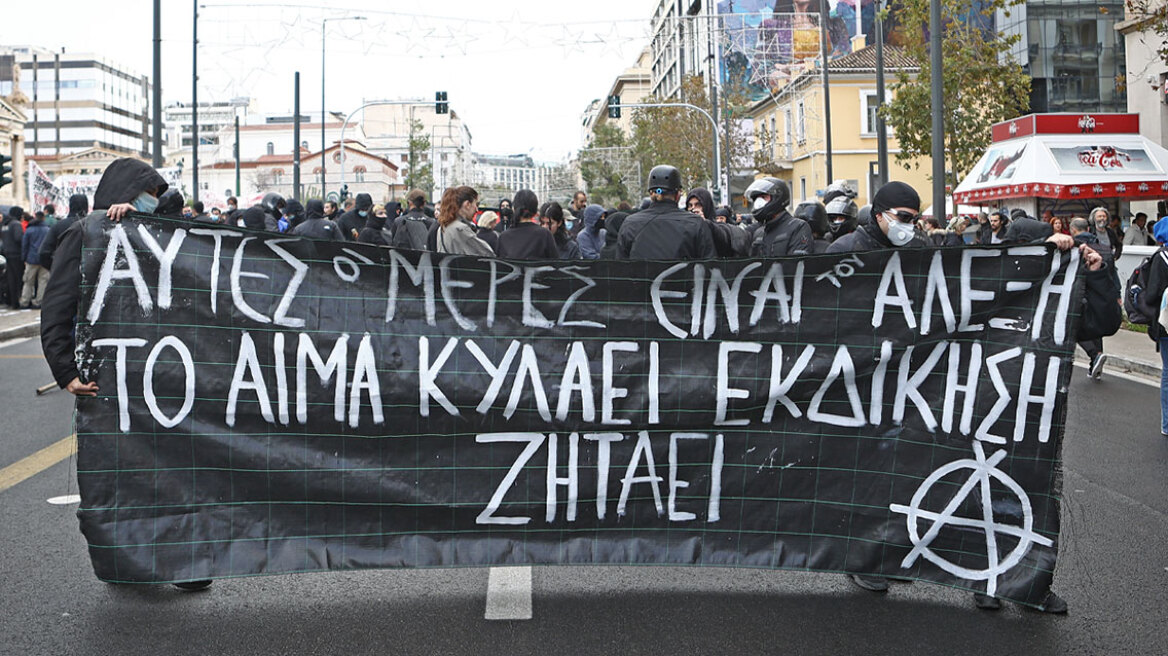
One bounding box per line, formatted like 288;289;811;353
152;0;162;167
929;0;945;220
321;15;367;196
192;0;199;204
234;115;240;197
293;72;301;202
819;0;834;183
875;0;889;188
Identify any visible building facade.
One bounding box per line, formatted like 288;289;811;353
0;47;151;159
163;98;253;163
1117;2;1168;218
748;46;932;205
361;102;474;199
999;0;1128;114
473;154;576;205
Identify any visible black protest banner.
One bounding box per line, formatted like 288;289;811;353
74;215;1082;605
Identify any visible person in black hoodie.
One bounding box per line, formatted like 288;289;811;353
687;187;741;258
497;189;559;260
38;194;89;271
357;204;391;246
337;193;372;241
827;182;925;254
239;206;268;231
599;211;627;260
260;192;285;232
292;199;342;241
744;177;811;257
3;206;26;309
792;201;832;253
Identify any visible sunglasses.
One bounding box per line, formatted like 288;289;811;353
888;210;919;224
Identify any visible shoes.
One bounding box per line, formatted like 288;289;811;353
1036;591;1068;614
1088;353;1107;380
849;574;890;592
973;593;1001;610
173;580;213;591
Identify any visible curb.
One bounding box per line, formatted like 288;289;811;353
1104;354;1161;379
0;320;39;343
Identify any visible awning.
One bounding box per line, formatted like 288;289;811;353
953;133;1168;204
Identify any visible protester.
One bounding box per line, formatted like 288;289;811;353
825;195;859;242
792;201;832;254
1124;212;1150;246
357;204;392;246
827;181;924;254
156;190;185;219
210;207;222;223
324;200;340;221
920;216;947;246
224;196;240;225
260;192;285;232
336;193;371;241
42;204;58;227
599;210;627;260
283;199;306;231
545;202;581;260
291;199;343;241
475;211;500;253
619;166;716;260
19;210;49;308
1070;217;1119;379
433;186;492;256
569;191;587;219
38;194;88;270
745;177;811;257
577;204;607;260
985;210;1009;244
1;207;23;308
1137;218;1168;437
943;216;969;246
497;189;558;259
392;189;436;251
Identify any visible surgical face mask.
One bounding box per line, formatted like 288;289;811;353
752;196;768;211
884;212;916;246
359;210;368;218
132;191;159;214
565;220;575;231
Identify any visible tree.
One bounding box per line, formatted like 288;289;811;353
404;119;434;195
630;75;754;201
579;122;633;206
880;0;1031;187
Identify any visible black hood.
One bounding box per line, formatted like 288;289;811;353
93;158;168;210
68;194;89;217
603;211;627;248
156;189;185;218
354;193;373;211
685;188;715;221
284;199;305;225
366;212;387;230
241;206;267;230
305;199;325;220
1002;217;1052;244
386;201;402;217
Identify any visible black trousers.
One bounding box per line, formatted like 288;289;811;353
4;258;23;309
1079;338;1103;360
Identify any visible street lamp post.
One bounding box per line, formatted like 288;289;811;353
321;15;366;196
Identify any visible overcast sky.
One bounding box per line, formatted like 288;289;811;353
1;1;659;162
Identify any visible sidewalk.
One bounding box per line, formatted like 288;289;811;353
1078;327;1162;379
0;307;40;342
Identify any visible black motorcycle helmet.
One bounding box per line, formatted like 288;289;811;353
261;192;286;217
647;165;682;193
822;180;858;206
793;201;830;238
745;177;790;223
826;196;861;239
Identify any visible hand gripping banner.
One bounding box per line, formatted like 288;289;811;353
73;215;1083;605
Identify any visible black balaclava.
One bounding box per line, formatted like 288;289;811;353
305;199;325;220
241;206;267;231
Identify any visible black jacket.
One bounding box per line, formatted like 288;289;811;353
2;217;23;257
1139;245;1168;341
618;200;717;260
336;209;366;241
476;226;499;253
357;214;391;246
38;194;89;269
392;209;436;251
749;211;812;257
599;211;627;260
497;221;559;260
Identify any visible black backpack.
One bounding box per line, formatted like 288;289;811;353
393;216;430;251
1124;249;1168;324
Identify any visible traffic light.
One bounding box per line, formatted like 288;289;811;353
340;184;349;201
607;95;621;119
0;153;11;192
435;91;448;115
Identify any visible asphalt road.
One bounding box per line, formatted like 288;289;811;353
1;334;1165;656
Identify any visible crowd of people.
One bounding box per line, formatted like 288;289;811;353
12;158;1146;609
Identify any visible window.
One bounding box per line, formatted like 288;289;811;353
301;141;308;151
860;90;887;136
795;101;806;143
401;154;408;162
354;166;366;182
265;142;274;156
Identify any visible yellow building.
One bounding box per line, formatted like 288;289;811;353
748;45;933;206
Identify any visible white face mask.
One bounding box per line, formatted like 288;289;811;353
752;197;768;211
884;213;916;246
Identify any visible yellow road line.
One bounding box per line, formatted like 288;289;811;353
0;435;77;493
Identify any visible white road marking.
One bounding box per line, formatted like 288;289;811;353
484;566;532;621
0;336;31;349
47;494;81;505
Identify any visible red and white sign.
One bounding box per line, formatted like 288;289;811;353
990;113;1140;143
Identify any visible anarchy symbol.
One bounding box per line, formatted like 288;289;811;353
890;442;1054;597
